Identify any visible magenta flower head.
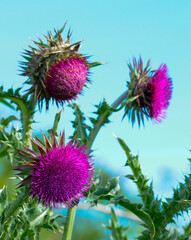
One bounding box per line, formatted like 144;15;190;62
125;57;172;126
14;131;94;208
20;24;101;110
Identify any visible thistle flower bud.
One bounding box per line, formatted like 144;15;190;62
20;25;100;110
125;57;173;125
14;131;94;208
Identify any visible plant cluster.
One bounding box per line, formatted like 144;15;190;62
0;25;190;240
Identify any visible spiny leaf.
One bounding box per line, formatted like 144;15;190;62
115;136;155;209
70;103;90;145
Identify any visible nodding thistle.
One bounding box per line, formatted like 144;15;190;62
124;57;172;125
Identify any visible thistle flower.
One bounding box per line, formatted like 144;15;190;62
147;64;172;122
125;57;172;126
20;24;101;110
14;131;94;208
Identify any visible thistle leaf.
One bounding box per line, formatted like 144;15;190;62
70;103;90;145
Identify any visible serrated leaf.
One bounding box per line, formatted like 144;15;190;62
70;103;90;145
115;136;155;210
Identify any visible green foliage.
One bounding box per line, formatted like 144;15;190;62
86;172;121;206
89;99;111;126
0;86;35;145
70;103;90;145
116;136;191;240
0;121;22;164
0;188;63;240
161;173;191;228
86;172;156;237
0;31;190;240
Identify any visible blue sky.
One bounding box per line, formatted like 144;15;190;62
0;0;191;198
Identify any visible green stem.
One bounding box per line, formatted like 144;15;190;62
86;90;128;149
2;96;37;223
62;206;77;240
62;90;128;240
25;96;37;147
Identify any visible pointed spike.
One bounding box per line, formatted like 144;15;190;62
13;165;33;171
70;132;78;145
67;28;72;42
59;22;67;34
132;108;135;126
51;130;57;148
23;146;41;159
59;131;65;147
72;42;81;52
31;137;46;155
17;176;31;188
41;131;52;151
137;108;141;127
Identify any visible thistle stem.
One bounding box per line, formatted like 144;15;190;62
24;96;37;147
2;96;37;224
62;206;77;240
86;90;128;149
62;90;128;240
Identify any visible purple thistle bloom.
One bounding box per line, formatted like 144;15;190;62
126;57;173;125
148;64;172;122
14;132;94;208
44;57;89;102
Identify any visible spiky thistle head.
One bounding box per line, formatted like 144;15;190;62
20;24;101;110
14;131;94;208
124;57;173;126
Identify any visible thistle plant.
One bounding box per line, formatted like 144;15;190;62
0;24;190;240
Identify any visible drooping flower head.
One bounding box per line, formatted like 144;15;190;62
14;131;94;208
125;57;172;125
20;24;101;110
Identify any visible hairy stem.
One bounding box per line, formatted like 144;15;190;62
62;206;77;240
